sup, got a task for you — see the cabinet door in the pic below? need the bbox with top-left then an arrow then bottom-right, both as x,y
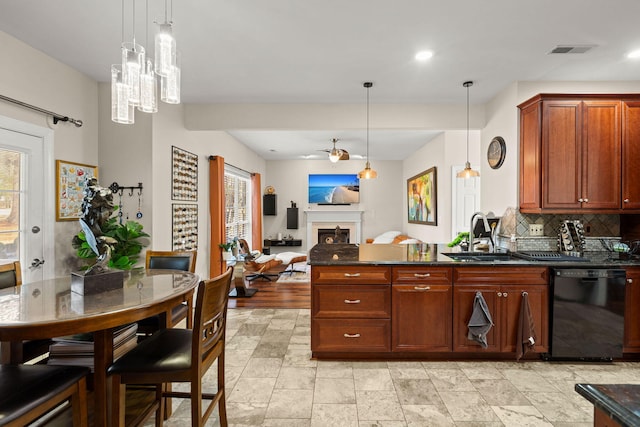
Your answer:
581,100 -> 621,209
624,268 -> 640,352
542,100 -> 582,209
519,100 -> 542,211
499,284 -> 548,353
622,102 -> 640,210
452,285 -> 501,352
392,284 -> 452,352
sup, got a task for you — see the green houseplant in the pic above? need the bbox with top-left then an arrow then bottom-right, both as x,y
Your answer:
72,217 -> 150,270
218,240 -> 237,260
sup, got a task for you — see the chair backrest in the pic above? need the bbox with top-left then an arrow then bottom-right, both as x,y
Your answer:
145,250 -> 197,273
192,266 -> 233,372
0,261 -> 21,290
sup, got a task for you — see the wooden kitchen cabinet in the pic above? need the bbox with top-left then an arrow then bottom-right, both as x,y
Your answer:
311,265 -> 392,355
624,267 -> 640,352
622,102 -> 640,210
452,267 -> 549,353
391,266 -> 452,352
519,94 -> 631,213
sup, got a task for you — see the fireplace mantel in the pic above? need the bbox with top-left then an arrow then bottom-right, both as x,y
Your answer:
305,210 -> 363,246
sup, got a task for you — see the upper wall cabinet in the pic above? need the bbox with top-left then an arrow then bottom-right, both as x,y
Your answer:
519,94 -> 639,214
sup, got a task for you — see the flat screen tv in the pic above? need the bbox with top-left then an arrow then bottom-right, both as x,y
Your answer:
308,174 -> 360,204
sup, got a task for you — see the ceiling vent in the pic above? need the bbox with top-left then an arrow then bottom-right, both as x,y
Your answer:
549,45 -> 596,54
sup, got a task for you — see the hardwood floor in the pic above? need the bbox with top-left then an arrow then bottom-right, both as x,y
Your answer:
227,274 -> 310,309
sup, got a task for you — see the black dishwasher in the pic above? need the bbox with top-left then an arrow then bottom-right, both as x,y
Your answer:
549,268 -> 626,361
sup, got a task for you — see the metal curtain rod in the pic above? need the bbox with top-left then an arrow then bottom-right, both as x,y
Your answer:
0,94 -> 83,127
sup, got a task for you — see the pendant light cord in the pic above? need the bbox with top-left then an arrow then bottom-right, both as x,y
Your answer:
466,82 -> 469,163
366,84 -> 370,161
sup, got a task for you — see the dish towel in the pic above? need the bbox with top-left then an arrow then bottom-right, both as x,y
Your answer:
467,291 -> 494,348
516,291 -> 536,360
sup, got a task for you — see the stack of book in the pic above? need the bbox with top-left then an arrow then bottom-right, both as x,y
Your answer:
47,323 -> 138,372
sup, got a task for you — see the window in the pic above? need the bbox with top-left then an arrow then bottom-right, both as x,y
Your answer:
224,166 -> 252,247
0,149 -> 20,261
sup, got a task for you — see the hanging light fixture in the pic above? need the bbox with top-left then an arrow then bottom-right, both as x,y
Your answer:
457,81 -> 480,178
329,138 -> 343,163
358,82 -> 377,180
111,0 -> 180,124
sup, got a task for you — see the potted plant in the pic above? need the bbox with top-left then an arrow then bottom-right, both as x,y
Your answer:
72,217 -> 150,271
218,240 -> 236,260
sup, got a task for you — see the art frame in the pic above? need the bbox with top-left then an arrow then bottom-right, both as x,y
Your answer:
172,203 -> 198,251
172,146 -> 198,201
407,166 -> 437,225
55,160 -> 98,221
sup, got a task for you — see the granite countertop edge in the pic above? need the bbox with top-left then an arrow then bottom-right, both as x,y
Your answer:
575,383 -> 640,427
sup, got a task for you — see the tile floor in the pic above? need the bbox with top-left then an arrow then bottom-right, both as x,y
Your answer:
163,308 -> 640,426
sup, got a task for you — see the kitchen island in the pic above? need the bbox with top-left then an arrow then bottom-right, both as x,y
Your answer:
309,243 -> 640,361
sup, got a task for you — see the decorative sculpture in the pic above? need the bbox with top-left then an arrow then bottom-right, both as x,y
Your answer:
78,178 -> 118,276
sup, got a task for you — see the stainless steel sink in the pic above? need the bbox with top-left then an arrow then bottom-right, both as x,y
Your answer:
442,252 -> 515,262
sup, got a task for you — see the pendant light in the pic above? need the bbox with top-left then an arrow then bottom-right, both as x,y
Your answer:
329,138 -> 343,163
456,81 -> 480,178
358,82 -> 377,180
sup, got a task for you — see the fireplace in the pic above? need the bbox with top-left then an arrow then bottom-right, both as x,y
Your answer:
318,227 -> 350,244
305,210 -> 363,246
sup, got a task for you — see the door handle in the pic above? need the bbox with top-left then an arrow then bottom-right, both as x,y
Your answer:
31,258 -> 45,268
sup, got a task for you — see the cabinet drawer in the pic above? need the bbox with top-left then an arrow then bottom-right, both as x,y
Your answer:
392,266 -> 452,284
311,265 -> 391,285
454,266 -> 548,285
312,318 -> 391,352
313,285 -> 391,318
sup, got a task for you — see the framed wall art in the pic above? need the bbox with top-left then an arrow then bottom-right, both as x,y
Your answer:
55,160 -> 98,221
172,203 -> 198,251
407,166 -> 437,225
172,146 -> 198,201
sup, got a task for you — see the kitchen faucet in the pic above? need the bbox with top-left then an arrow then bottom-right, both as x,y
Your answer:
469,212 -> 492,252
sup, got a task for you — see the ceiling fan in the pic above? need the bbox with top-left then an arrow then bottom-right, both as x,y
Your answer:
319,138 -> 350,162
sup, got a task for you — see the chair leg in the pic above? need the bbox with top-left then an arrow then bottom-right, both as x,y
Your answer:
218,351 -> 228,426
191,380 -> 203,427
71,376 -> 88,427
186,299 -> 193,329
111,377 -> 126,427
156,384 -> 164,427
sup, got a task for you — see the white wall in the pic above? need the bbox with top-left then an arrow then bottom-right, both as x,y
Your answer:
0,30 -> 99,277
403,130 -> 480,243
264,159 -> 403,250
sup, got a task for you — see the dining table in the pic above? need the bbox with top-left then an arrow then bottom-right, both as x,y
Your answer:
0,268 -> 199,426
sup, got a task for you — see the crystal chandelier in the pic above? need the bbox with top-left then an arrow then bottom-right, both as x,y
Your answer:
112,0 -> 180,124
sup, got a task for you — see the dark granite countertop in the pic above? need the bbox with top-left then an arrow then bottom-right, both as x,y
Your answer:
309,243 -> 640,268
575,383 -> 640,427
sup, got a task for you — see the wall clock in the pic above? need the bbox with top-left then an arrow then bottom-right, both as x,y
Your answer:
487,136 -> 506,169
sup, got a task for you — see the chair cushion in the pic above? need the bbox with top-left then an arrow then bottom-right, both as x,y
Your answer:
0,364 -> 90,423
275,251 -> 307,265
372,231 -> 402,244
108,328 -> 192,375
0,270 -> 17,290
148,256 -> 192,271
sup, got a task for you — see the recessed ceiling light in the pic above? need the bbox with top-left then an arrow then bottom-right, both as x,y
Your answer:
415,50 -> 433,61
627,50 -> 640,59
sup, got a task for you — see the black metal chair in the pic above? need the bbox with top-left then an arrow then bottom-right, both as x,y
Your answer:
137,250 -> 197,335
108,267 -> 233,426
0,364 -> 90,426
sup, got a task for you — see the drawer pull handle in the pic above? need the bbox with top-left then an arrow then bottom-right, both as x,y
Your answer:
344,299 -> 361,304
344,333 -> 361,338
414,286 -> 431,291
344,273 -> 361,277
413,273 -> 431,278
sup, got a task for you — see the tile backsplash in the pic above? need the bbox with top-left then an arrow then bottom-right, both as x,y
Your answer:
497,207 -> 621,252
